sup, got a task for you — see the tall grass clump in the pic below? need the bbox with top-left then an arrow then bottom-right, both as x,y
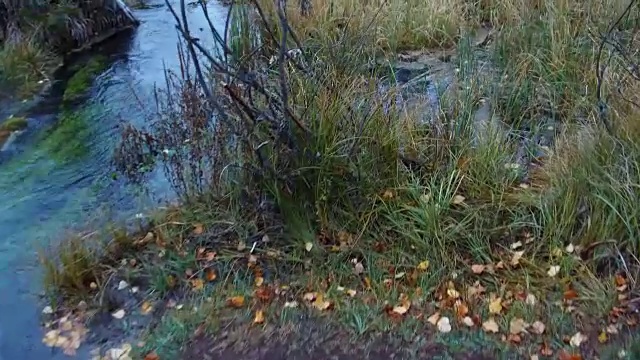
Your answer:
111,0 -> 528,277
490,0 -> 637,127
0,39 -> 57,95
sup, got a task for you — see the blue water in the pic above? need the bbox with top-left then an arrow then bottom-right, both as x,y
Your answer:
0,2 -> 228,358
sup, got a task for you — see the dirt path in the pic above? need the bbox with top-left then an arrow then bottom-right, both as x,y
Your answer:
181,319 -> 498,360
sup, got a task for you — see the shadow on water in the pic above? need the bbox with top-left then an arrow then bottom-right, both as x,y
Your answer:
0,1 -> 229,358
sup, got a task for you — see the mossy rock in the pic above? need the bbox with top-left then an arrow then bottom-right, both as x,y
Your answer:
63,55 -> 109,103
0,116 -> 28,132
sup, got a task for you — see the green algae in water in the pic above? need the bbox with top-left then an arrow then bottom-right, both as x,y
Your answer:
0,116 -> 28,132
63,55 -> 109,102
39,107 -> 96,163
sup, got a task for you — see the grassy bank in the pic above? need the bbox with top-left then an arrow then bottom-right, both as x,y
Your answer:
0,0 -> 138,98
40,0 -> 640,358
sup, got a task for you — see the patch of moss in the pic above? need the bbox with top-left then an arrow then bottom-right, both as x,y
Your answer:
39,108 -> 93,162
0,116 -> 28,132
62,55 -> 109,103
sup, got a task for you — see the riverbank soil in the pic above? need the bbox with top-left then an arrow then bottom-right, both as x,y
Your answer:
40,0 -> 640,359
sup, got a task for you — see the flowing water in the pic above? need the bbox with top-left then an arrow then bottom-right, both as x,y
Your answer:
0,2 -> 228,358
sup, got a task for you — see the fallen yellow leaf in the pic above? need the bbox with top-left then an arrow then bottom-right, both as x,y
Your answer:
312,294 -> 331,311
193,223 -> 204,235
417,260 -> 430,271
254,310 -> 265,324
489,297 -> 503,314
141,301 -> 153,315
447,288 -> 461,299
305,242 -> 313,252
598,331 -> 608,343
255,276 -> 264,287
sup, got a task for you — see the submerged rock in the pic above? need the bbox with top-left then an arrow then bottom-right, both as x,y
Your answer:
0,115 -> 28,149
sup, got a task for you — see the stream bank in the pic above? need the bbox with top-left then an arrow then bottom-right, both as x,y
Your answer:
0,1 -> 229,359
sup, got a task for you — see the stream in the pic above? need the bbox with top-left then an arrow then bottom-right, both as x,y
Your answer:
0,2 -> 228,359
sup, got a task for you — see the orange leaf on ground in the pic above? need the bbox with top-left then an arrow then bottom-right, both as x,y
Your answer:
563,289 -> 578,300
255,286 -> 273,302
455,301 -> 469,318
144,351 -> 160,360
558,350 -> 582,360
205,269 -> 217,282
227,296 -> 245,308
540,341 -> 553,356
615,274 -> 627,287
507,334 -> 522,344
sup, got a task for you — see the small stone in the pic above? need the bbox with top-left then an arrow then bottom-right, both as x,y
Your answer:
42,306 -> 54,314
117,280 -> 129,290
112,309 -> 126,319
